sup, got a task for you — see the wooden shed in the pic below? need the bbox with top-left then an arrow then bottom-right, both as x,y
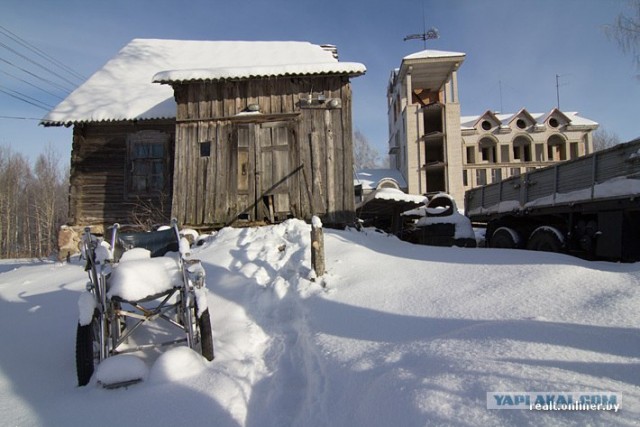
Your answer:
42,39 -> 366,231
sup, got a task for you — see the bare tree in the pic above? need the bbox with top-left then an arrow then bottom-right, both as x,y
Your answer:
353,130 -> 381,170
605,0 -> 640,76
0,147 -> 32,258
592,127 -> 622,151
130,191 -> 172,230
30,145 -> 67,258
0,144 -> 68,259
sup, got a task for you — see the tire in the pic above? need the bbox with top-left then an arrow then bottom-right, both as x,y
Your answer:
198,308 -> 215,361
526,227 -> 564,253
489,227 -> 522,249
76,313 -> 100,386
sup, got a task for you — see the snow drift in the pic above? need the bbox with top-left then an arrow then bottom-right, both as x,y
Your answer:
1,219 -> 639,426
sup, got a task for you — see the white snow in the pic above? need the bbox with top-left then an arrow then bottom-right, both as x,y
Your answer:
42,39 -> 366,125
94,240 -> 113,264
1,220 -> 640,425
119,247 -> 151,262
95,355 -> 149,386
403,49 -> 466,60
179,237 -> 191,257
77,291 -> 96,326
149,347 -> 207,384
365,187 -> 427,204
180,228 -> 199,242
107,255 -> 182,301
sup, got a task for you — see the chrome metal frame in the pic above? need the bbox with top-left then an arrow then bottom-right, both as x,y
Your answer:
81,219 -> 205,364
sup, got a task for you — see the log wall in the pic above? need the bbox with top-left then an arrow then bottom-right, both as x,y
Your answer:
69,120 -> 175,230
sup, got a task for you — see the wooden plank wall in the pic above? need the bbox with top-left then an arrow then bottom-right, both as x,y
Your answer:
172,75 -> 356,227
70,121 -> 175,229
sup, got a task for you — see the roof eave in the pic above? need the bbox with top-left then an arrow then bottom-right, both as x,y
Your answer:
153,70 -> 366,85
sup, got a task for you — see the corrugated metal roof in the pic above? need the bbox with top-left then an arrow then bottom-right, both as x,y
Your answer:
153,62 -> 365,84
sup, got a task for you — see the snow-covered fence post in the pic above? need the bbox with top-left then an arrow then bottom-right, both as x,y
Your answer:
311,216 -> 325,278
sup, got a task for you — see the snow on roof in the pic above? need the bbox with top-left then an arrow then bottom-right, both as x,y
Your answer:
460,109 -> 598,130
354,168 -> 408,190
42,39 -> 366,126
403,49 -> 466,60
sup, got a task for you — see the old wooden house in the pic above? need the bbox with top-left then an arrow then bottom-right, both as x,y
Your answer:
42,39 -> 366,232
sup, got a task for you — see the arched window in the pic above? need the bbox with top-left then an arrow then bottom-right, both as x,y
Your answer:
512,135 -> 532,162
547,134 -> 567,161
479,137 -> 497,163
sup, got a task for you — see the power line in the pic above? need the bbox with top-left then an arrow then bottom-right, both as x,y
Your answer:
0,67 -> 64,100
0,85 -> 54,110
0,56 -> 72,95
0,115 -> 43,121
0,24 -> 86,82
0,41 -> 77,92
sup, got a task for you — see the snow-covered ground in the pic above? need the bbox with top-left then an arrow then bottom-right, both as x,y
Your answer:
1,219 -> 639,426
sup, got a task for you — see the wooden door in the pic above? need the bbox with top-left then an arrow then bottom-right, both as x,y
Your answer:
235,121 -> 293,222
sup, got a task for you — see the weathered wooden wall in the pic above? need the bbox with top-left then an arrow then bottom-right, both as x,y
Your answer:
69,120 -> 175,230
171,75 -> 356,227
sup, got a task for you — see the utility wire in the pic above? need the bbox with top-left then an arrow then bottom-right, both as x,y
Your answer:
0,85 -> 54,110
0,25 -> 86,82
0,115 -> 43,121
0,56 -> 72,94
0,41 -> 77,91
0,24 -> 86,82
0,67 -> 64,99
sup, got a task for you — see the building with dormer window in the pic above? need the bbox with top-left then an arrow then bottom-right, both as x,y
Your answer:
460,108 -> 597,192
387,49 -> 598,205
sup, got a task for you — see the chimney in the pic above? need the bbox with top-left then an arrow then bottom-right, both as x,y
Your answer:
321,44 -> 339,60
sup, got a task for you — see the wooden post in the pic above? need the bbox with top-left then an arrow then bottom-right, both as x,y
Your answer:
310,215 -> 325,278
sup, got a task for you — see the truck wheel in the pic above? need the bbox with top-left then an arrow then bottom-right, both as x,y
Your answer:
490,227 -> 522,249
526,227 -> 564,253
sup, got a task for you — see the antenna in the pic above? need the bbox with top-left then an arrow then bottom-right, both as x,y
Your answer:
555,74 -> 570,110
556,74 -> 560,110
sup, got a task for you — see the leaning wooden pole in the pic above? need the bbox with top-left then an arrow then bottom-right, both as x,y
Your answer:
311,215 -> 325,278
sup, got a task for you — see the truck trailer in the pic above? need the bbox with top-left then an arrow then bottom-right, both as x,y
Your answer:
464,137 -> 640,261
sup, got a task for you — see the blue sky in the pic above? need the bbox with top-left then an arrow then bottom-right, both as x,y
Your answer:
1,0 -> 638,164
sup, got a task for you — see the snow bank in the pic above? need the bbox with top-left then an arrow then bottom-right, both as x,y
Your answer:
1,219 -> 640,426
149,347 -> 207,384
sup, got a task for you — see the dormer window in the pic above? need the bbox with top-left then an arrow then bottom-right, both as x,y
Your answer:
516,119 -> 527,129
549,117 -> 559,128
481,120 -> 492,131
